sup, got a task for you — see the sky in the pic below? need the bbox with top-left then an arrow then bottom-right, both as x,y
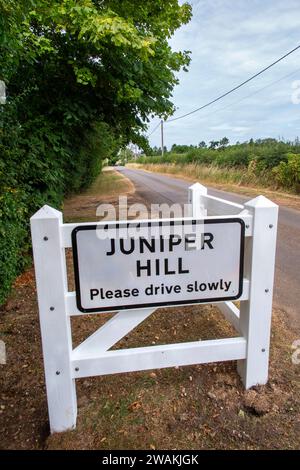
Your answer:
147,0 -> 300,149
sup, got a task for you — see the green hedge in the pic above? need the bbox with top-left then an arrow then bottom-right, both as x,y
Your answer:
133,141 -> 300,193
272,153 -> 300,191
0,104 -> 118,305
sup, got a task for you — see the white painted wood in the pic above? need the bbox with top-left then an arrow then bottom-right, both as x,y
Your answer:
31,185 -> 277,433
188,187 -> 246,333
188,182 -> 245,216
66,291 -> 81,315
72,308 -> 156,358
188,183 -> 245,216
237,196 -> 278,388
61,213 -> 253,248
204,194 -> 244,216
71,337 -> 247,378
238,278 -> 249,300
218,301 -> 240,333
239,208 -> 253,236
188,182 -> 207,217
30,205 -> 77,433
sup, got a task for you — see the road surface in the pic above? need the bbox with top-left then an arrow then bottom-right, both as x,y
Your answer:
118,166 -> 300,331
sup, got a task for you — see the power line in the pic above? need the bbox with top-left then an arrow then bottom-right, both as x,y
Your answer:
167,44 -> 300,123
190,0 -> 202,17
147,67 -> 300,141
147,121 -> 161,137
147,44 -> 300,142
177,67 -> 300,124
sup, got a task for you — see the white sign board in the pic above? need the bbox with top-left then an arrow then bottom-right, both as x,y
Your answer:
72,218 -> 244,313
31,188 -> 278,433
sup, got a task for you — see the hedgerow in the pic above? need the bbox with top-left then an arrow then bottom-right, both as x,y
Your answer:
133,139 -> 300,193
0,103 -> 119,304
0,0 -> 192,304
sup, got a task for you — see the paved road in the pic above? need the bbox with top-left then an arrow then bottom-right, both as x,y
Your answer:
118,166 -> 300,330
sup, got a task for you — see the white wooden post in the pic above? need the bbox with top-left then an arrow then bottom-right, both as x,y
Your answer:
188,182 -> 207,217
237,196 -> 278,388
30,205 -> 77,432
29,192 -> 278,432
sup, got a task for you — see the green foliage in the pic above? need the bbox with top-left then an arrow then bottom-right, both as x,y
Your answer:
0,0 -> 192,304
272,153 -> 300,191
110,147 -> 135,166
171,143 -> 198,154
0,189 -> 30,305
0,104 -> 119,303
133,138 -> 300,193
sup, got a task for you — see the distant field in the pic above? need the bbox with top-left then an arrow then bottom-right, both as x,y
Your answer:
127,162 -> 300,211
130,142 -> 300,194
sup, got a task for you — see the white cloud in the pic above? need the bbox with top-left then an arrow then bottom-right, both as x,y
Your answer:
149,0 -> 300,148
209,124 -> 251,133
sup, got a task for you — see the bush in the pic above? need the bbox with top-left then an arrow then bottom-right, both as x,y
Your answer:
131,139 -> 300,194
0,0 -> 192,305
0,190 -> 31,304
272,153 -> 300,191
0,102 -> 118,304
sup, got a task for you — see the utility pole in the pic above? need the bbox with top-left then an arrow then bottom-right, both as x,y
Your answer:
0,80 -> 6,105
160,120 -> 164,157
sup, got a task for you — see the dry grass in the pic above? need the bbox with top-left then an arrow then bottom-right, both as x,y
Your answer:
1,269 -> 299,450
87,167 -> 133,197
128,163 -> 300,211
63,167 -> 135,223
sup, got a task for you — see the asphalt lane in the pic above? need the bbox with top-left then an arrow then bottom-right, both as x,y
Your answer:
118,166 -> 300,330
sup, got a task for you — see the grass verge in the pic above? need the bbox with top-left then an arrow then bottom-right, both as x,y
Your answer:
0,168 -> 299,450
63,167 -> 135,223
127,163 -> 300,211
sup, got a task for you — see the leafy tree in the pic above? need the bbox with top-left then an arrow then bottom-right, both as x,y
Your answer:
198,141 -> 207,148
150,146 -> 163,156
0,0 -> 192,304
209,140 -> 219,150
117,147 -> 135,165
3,0 -> 192,146
219,136 -> 229,150
171,143 -> 197,153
